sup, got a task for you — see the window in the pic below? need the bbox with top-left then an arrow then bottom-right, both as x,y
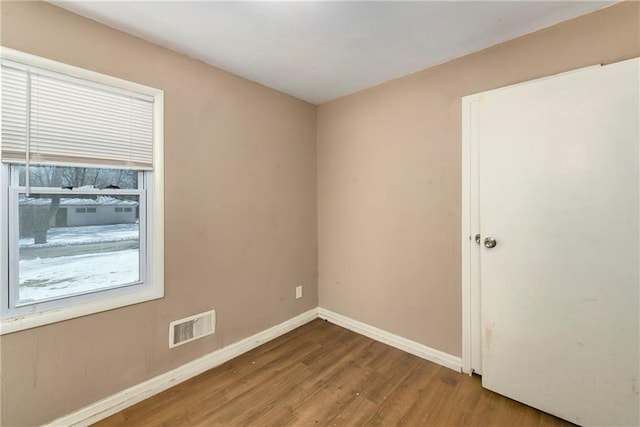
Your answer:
14,167 -> 142,304
0,48 -> 164,334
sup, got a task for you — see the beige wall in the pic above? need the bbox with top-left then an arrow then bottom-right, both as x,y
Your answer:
317,2 -> 639,357
0,2 -> 317,426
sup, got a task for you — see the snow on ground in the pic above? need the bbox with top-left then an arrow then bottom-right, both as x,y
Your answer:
20,223 -> 139,248
19,249 -> 139,303
18,223 -> 140,303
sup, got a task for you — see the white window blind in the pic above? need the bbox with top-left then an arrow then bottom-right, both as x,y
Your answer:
1,61 -> 154,170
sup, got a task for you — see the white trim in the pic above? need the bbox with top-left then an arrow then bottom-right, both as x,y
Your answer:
41,307 -> 466,426
461,95 -> 473,375
461,96 -> 482,375
317,307 -> 462,372
150,90 -> 164,313
1,287 -> 164,335
43,308 -> 319,427
0,167 -> 8,326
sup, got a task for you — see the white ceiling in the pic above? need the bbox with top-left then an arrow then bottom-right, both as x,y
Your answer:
49,1 -> 614,104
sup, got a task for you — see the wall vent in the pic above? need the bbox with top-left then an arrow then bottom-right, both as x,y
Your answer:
169,310 -> 216,348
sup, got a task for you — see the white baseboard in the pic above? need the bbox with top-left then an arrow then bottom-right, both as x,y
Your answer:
45,306 -> 462,426
44,308 -> 318,427
317,307 -> 462,372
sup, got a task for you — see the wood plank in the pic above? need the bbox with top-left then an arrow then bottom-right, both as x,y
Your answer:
94,319 -> 575,427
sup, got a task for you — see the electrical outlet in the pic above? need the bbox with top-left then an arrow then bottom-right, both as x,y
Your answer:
295,285 -> 303,299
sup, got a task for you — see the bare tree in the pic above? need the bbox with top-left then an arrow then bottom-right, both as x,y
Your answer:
30,167 -> 63,244
22,165 -> 138,243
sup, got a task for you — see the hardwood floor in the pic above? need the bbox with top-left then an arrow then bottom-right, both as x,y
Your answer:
94,319 -> 573,426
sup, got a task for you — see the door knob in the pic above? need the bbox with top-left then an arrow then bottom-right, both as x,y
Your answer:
484,237 -> 497,248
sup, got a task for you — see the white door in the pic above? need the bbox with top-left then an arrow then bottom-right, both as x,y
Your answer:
478,58 -> 639,426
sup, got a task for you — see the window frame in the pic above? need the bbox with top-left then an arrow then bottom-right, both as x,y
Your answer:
0,47 -> 164,334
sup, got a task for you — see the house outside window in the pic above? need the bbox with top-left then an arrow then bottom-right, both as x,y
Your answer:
0,48 -> 164,334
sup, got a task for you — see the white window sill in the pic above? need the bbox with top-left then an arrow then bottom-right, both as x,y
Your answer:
1,285 -> 164,335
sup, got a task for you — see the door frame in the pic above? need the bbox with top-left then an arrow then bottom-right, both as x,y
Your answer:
460,65 -> 601,375
461,93 -> 482,375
